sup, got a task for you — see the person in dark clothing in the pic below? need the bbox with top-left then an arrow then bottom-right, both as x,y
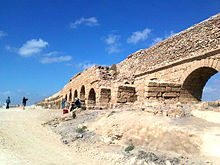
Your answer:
70,97 -> 81,112
22,97 -> 28,110
6,96 -> 11,109
70,98 -> 81,119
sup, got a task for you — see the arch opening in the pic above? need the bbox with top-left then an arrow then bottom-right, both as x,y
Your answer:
80,85 -> 85,100
74,90 -> 78,99
80,85 -> 85,106
180,67 -> 218,101
69,90 -> 72,102
202,72 -> 220,101
88,88 -> 96,105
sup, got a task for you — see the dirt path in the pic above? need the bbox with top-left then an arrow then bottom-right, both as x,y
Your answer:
0,108 -> 105,165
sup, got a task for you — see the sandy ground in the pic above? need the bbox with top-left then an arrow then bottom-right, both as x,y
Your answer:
0,107 -> 108,165
42,103 -> 220,165
1,102 -> 220,165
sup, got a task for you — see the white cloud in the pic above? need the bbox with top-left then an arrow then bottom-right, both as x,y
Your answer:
66,63 -> 73,66
78,62 -> 109,70
151,37 -> 163,46
202,86 -> 220,101
106,45 -> 120,54
0,89 -> 49,105
70,17 -> 99,28
151,30 -> 176,46
5,45 -> 17,52
165,30 -> 176,39
0,91 -> 12,96
17,89 -> 23,93
127,28 -> 151,44
18,38 -> 48,57
213,78 -> 220,83
105,34 -> 120,45
78,62 -> 96,70
104,34 -> 120,54
0,30 -> 7,38
203,86 -> 216,93
44,51 -> 60,57
40,56 -> 72,64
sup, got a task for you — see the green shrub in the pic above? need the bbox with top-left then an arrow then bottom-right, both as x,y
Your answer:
76,126 -> 87,134
107,110 -> 116,117
125,144 -> 135,152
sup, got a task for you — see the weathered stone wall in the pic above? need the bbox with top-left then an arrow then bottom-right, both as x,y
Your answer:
39,13 -> 220,109
117,86 -> 137,103
42,65 -> 119,109
134,50 -> 220,103
117,13 -> 220,81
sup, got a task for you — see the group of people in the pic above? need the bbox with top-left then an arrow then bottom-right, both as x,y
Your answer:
62,97 -> 81,110
62,97 -> 81,118
5,96 -> 28,110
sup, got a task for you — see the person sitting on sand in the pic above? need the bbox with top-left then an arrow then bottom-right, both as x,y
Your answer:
70,97 -> 81,112
6,96 -> 11,109
22,97 -> 28,110
69,98 -> 81,119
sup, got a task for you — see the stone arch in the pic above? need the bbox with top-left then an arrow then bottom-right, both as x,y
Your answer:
69,89 -> 72,102
180,66 -> 219,101
180,59 -> 220,83
88,88 -> 96,105
80,85 -> 85,100
80,85 -> 86,106
74,90 -> 78,99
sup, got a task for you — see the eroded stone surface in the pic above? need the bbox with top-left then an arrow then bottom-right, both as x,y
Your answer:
38,13 -> 220,108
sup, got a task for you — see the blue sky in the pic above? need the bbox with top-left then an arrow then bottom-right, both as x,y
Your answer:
0,0 -> 219,105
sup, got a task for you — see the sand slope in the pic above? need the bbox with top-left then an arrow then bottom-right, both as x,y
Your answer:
0,108 -> 105,165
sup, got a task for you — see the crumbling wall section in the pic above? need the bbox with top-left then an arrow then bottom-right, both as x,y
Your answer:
145,81 -> 181,101
44,65 -> 117,109
117,85 -> 137,103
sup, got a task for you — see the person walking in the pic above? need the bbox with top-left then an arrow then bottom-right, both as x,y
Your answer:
62,99 -> 66,109
6,96 -> 11,109
22,97 -> 28,110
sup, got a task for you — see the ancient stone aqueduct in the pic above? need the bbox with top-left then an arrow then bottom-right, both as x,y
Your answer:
39,13 -> 220,109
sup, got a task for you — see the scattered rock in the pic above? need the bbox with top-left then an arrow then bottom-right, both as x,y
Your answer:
76,134 -> 83,139
63,139 -> 68,144
165,160 -> 171,165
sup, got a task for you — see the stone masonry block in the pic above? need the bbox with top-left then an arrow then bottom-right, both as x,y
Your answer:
170,87 -> 181,92
166,87 -> 172,92
208,58 -> 215,67
162,92 -> 179,98
204,59 -> 209,66
145,86 -> 166,92
212,59 -> 218,68
159,82 -> 169,87
146,81 -> 159,87
145,92 -> 162,97
216,62 -> 220,72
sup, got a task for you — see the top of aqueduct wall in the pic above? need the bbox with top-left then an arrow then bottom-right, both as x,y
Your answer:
116,13 -> 220,80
